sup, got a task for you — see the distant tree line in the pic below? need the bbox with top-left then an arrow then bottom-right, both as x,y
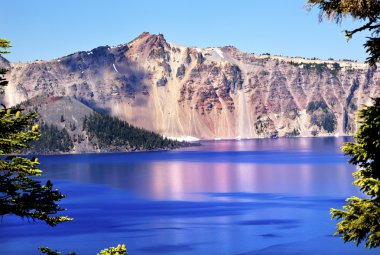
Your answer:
30,123 -> 73,153
83,112 -> 186,150
287,61 -> 341,76
28,112 -> 192,154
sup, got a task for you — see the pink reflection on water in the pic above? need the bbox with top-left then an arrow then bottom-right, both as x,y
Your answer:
130,161 -> 356,201
41,138 -> 357,201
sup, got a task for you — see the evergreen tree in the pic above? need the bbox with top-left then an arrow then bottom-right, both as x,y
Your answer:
307,0 -> 380,65
0,39 -> 11,92
97,244 -> 127,255
83,112 -> 186,151
0,39 -> 71,226
307,1 -> 380,249
331,98 -> 380,248
31,123 -> 74,153
38,244 -> 126,255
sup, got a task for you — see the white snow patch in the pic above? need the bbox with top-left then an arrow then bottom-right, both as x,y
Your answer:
166,136 -> 200,142
214,48 -> 224,59
113,63 -> 119,73
196,48 -> 202,53
235,136 -> 241,140
71,115 -> 78,124
214,137 -> 222,140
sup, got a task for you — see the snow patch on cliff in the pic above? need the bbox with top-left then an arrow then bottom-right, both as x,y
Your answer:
214,48 -> 224,59
113,63 -> 119,73
166,136 -> 200,142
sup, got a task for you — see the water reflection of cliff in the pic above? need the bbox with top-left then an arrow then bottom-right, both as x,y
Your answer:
42,138 -> 357,201
138,162 -> 355,200
5,137 -> 373,255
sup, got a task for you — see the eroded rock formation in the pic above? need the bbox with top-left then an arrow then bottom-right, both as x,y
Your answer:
2,32 -> 380,139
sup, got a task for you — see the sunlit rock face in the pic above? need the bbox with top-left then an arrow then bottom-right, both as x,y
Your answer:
2,32 -> 380,139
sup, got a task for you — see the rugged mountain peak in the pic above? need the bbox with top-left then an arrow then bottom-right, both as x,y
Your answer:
144,33 -> 170,50
134,31 -> 152,41
128,32 -> 169,48
3,33 -> 380,140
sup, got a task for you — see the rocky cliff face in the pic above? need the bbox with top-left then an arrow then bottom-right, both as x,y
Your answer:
2,32 -> 380,139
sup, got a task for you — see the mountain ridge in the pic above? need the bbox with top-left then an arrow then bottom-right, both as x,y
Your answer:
83,32 -> 364,70
8,32 -> 367,68
1,32 -> 379,140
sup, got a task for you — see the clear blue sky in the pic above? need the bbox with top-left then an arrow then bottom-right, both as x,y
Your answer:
2,0 -> 370,62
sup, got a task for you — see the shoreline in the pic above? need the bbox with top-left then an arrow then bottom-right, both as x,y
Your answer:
200,134 -> 353,142
20,135 -> 353,156
21,141 -> 201,156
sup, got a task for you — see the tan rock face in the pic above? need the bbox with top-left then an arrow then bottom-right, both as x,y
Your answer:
2,33 -> 380,139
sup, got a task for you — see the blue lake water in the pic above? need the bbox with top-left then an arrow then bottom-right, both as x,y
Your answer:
1,137 -> 378,255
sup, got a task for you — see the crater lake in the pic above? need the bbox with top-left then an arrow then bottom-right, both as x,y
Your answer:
1,137 -> 377,255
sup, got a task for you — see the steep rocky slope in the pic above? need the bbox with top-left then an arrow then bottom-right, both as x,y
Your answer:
18,96 -> 186,153
18,96 -> 97,152
2,32 -> 380,139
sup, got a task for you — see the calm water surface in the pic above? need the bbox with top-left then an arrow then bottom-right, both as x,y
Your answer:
1,137 -> 377,255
